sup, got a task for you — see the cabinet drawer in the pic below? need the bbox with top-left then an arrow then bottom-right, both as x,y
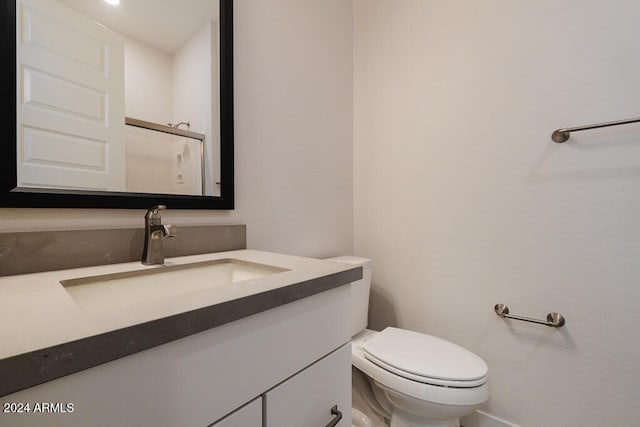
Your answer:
211,398 -> 261,427
265,343 -> 351,427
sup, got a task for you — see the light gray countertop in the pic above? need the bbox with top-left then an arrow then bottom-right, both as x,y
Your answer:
0,250 -> 361,397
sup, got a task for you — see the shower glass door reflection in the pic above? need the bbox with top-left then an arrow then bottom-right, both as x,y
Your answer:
125,124 -> 204,196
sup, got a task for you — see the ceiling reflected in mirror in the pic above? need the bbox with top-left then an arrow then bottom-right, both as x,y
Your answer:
59,0 -> 219,54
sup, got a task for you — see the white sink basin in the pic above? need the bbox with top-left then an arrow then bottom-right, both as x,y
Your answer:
61,259 -> 288,311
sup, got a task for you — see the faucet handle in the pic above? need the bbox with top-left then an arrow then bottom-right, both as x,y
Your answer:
145,205 -> 167,220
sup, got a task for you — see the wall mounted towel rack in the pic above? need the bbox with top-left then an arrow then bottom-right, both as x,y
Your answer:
494,303 -> 565,328
551,116 -> 640,143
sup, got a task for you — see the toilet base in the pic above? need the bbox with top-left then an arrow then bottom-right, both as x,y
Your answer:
353,366 -> 389,426
352,408 -> 375,427
379,380 -> 477,427
390,408 -> 459,427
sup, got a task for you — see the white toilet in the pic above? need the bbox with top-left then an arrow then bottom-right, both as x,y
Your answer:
326,256 -> 489,427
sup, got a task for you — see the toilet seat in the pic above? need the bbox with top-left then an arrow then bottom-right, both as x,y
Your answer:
362,327 -> 488,388
352,329 -> 489,408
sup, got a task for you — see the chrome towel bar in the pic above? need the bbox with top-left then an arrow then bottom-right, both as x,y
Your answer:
551,116 -> 640,143
494,303 -> 565,328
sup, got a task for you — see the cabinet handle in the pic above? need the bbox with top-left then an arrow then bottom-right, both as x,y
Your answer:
325,404 -> 343,427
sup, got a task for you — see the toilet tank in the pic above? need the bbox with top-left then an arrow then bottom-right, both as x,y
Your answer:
325,256 -> 373,337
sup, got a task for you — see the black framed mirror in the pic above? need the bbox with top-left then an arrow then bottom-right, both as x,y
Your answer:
0,0 -> 234,209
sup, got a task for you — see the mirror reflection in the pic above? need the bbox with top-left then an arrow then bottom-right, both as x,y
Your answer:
16,0 -> 220,196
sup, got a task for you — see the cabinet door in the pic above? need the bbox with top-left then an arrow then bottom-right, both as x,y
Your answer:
265,344 -> 351,427
211,398 -> 262,427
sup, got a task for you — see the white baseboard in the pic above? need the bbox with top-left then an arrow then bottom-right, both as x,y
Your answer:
461,410 -> 520,427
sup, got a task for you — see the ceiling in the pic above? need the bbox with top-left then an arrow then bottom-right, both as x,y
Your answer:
59,0 -> 219,54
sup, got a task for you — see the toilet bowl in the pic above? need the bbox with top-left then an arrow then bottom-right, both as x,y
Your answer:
326,256 -> 489,427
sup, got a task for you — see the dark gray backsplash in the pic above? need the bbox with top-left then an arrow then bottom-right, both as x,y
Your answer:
0,225 -> 246,276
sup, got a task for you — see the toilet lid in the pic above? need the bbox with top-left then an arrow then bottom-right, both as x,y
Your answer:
362,327 -> 488,387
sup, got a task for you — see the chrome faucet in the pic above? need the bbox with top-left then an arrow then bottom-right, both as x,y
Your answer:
141,205 -> 178,265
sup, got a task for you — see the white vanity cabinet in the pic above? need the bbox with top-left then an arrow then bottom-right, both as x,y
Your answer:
211,398 -> 262,427
211,344 -> 351,427
0,284 -> 352,427
265,343 -> 351,427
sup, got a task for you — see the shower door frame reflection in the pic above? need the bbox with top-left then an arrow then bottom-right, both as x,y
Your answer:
125,118 -> 206,196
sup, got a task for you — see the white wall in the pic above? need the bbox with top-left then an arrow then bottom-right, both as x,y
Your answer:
172,21 -> 212,136
173,21 -> 217,195
124,37 -> 173,123
232,0 -> 353,256
172,22 -> 212,132
353,1 -> 640,426
0,0 -> 354,259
